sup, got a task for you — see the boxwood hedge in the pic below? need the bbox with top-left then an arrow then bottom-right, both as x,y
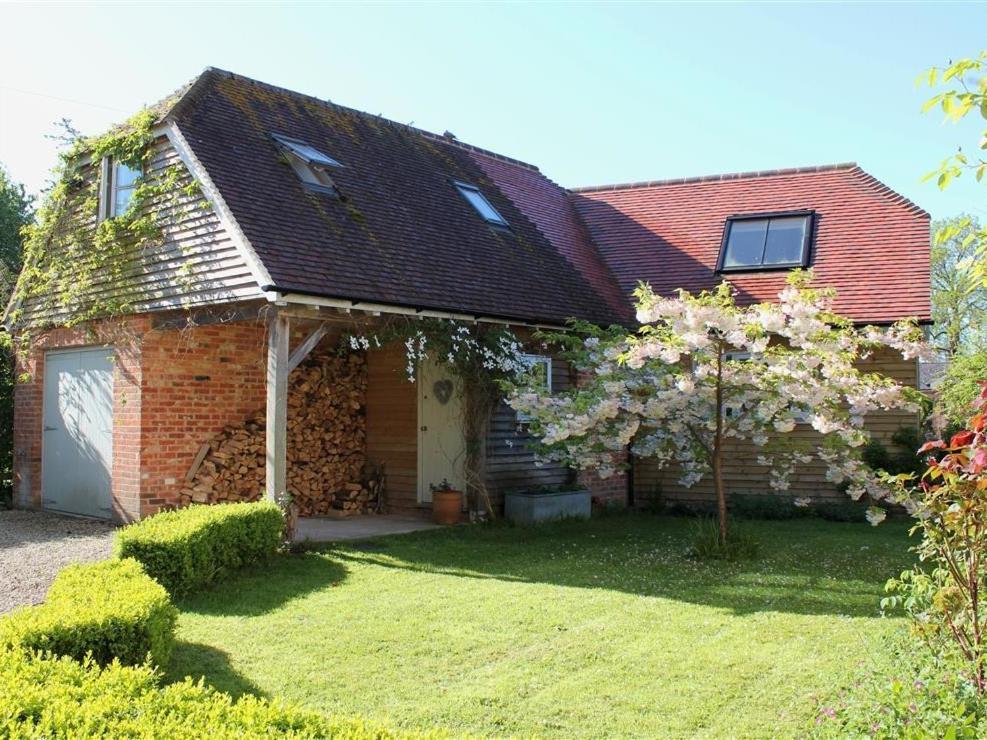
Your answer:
114,501 -> 283,594
0,648 -> 438,739
0,558 -> 175,667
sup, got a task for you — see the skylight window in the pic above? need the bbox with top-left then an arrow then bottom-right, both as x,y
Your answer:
271,133 -> 342,194
717,211 -> 813,272
454,181 -> 508,227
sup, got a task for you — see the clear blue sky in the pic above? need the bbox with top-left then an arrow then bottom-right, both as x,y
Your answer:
1,2 -> 985,221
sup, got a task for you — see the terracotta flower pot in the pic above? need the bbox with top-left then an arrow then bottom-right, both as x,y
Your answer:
432,489 -> 463,525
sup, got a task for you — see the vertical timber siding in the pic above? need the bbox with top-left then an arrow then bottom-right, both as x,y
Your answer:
365,343 -> 419,512
632,349 -> 920,507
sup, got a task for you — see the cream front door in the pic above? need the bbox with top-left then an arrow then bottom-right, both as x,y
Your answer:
417,360 -> 466,503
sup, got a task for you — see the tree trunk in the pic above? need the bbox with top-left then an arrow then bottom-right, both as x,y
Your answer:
712,448 -> 728,547
714,346 -> 728,547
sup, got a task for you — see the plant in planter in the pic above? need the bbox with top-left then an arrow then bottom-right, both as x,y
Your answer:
429,479 -> 463,525
504,483 -> 591,525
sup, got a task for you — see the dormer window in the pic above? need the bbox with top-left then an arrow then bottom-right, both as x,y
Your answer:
717,211 -> 813,272
99,158 -> 141,220
272,133 -> 342,194
454,181 -> 508,227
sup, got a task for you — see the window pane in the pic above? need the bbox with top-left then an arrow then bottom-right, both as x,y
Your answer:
457,184 -> 507,225
293,142 -> 339,167
115,163 -> 141,188
763,216 -> 807,265
274,135 -> 341,167
113,186 -> 135,216
723,219 -> 767,267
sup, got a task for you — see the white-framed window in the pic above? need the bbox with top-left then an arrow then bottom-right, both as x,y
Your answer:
272,133 -> 342,194
454,181 -> 509,227
517,354 -> 552,422
99,158 -> 141,220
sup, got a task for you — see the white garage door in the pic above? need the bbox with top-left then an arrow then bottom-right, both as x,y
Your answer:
42,347 -> 114,518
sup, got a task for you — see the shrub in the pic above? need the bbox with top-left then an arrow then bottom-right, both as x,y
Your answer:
114,501 -> 283,595
0,559 -> 176,667
730,493 -> 812,521
808,637 -> 986,738
0,648 -> 436,739
937,350 -> 987,426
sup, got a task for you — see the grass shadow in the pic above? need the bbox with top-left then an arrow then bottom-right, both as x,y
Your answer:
166,640 -> 265,699
175,515 -> 916,621
307,513 -> 916,618
178,550 -> 350,617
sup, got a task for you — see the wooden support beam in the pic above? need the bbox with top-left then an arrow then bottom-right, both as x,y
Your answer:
266,312 -> 289,501
287,323 -> 329,374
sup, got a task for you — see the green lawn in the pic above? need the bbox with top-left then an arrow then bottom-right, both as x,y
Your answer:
167,515 -> 912,738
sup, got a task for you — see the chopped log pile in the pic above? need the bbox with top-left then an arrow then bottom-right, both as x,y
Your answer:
180,352 -> 375,516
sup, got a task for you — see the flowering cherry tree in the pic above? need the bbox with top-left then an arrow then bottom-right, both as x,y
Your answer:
509,273 -> 931,546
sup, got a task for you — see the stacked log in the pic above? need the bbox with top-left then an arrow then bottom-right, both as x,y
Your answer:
180,352 -> 369,515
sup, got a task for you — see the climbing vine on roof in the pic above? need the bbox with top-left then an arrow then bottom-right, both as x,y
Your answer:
8,108 -> 204,330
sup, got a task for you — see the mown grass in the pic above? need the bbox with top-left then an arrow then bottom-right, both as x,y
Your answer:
167,514 -> 913,738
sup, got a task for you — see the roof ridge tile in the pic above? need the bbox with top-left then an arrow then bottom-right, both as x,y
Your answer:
570,162 -> 860,193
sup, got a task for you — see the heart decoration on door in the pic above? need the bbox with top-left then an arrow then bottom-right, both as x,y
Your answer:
433,379 -> 453,405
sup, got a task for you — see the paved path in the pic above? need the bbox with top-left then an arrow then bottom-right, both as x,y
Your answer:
0,510 -> 116,614
294,514 -> 440,543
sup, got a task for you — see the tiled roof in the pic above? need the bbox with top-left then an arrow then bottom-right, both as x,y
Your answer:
571,164 -> 931,323
467,149 -> 630,319
168,69 -> 626,326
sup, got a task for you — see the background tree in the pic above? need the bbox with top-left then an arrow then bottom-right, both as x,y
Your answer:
0,164 -> 34,505
509,274 -> 927,549
931,215 -> 987,356
921,52 -> 987,290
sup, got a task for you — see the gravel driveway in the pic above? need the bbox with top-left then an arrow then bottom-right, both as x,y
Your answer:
0,510 -> 116,614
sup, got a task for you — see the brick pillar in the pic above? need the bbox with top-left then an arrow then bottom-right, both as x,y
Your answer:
574,368 -> 629,507
578,459 -> 629,508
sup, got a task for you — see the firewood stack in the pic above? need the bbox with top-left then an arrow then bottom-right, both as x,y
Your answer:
179,352 -> 370,515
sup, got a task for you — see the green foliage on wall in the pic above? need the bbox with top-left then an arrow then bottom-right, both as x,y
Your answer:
9,109 -> 201,331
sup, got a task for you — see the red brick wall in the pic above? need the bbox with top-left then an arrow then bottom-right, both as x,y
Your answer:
574,369 -> 629,507
138,320 -> 267,516
13,318 -> 147,521
13,317 -> 270,521
579,464 -> 629,508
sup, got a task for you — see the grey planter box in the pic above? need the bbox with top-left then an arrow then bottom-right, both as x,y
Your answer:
504,489 -> 592,525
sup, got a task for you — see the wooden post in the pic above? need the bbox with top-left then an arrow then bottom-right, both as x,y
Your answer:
266,312 -> 289,501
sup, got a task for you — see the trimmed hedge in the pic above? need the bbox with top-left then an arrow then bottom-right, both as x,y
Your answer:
0,559 -> 176,667
0,648 -> 439,739
114,501 -> 283,595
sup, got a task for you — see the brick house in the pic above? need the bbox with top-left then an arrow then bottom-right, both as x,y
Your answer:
3,68 -> 930,521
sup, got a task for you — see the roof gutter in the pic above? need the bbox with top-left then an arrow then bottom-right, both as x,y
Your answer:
263,286 -> 569,331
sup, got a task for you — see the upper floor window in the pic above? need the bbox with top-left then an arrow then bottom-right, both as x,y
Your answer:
454,181 -> 508,227
272,133 -> 342,194
717,211 -> 813,272
100,158 -> 141,220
